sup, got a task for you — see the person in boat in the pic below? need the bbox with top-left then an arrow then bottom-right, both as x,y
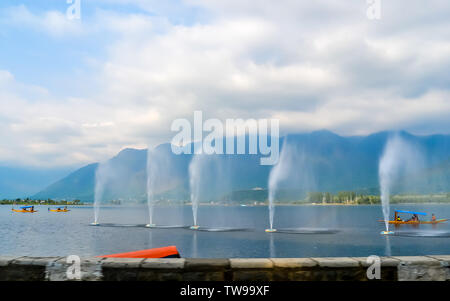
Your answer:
396,215 -> 402,222
408,214 -> 419,222
431,214 -> 436,222
405,214 -> 417,222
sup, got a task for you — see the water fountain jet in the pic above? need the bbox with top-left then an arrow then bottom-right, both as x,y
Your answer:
266,139 -> 293,232
92,162 -> 110,225
146,148 -> 159,227
189,153 -> 202,230
378,133 -> 423,235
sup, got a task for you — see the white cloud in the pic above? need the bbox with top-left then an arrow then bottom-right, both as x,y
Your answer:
2,5 -> 84,36
1,4 -> 168,38
0,1 -> 450,167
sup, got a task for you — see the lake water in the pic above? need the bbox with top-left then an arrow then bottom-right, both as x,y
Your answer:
1,204 -> 450,258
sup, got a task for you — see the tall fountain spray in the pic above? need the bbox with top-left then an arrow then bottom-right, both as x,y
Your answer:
188,149 -> 231,231
92,162 -> 109,225
379,134 -> 422,235
146,149 -> 157,228
189,154 -> 201,230
266,139 -> 291,232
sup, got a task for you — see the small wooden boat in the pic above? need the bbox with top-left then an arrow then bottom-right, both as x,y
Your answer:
49,207 -> 70,212
379,209 -> 447,225
380,219 -> 448,225
12,206 -> 38,213
99,246 -> 180,258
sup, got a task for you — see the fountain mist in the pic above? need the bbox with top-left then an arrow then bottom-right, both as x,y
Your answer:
267,139 -> 293,231
93,162 -> 110,224
189,154 -> 202,228
188,151 -> 231,229
146,149 -> 157,226
379,134 -> 423,232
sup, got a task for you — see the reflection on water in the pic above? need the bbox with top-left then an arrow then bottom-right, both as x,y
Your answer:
92,223 -> 189,229
192,227 -> 249,232
2,204 -> 450,258
94,223 -> 147,228
147,230 -> 153,250
147,225 -> 188,229
394,230 -> 450,238
269,234 -> 276,258
191,231 -> 198,258
275,228 -> 339,234
384,236 -> 391,256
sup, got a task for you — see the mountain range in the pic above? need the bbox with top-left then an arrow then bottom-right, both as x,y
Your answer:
0,166 -> 73,199
27,130 -> 450,203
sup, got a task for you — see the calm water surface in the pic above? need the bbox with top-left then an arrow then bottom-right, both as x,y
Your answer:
1,204 -> 450,258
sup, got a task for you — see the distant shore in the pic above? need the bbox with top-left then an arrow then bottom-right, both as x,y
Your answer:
2,201 -> 450,207
0,201 -> 85,206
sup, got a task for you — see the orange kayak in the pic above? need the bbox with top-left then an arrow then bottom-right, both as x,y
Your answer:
49,209 -> 70,212
99,246 -> 180,258
379,219 -> 448,225
12,209 -> 38,213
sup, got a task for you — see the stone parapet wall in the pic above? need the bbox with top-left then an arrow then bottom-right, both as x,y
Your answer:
0,255 -> 449,281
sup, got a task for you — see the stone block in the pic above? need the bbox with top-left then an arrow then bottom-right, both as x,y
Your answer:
427,255 -> 450,264
311,257 -> 360,268
393,256 -> 440,266
141,258 -> 185,269
351,256 -> 401,267
0,256 -> 20,267
46,256 -> 103,281
230,259 -> 273,269
185,258 -> 229,271
398,265 -> 448,281
271,258 -> 317,268
101,257 -> 144,268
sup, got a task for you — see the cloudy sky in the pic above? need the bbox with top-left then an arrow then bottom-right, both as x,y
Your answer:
0,0 -> 449,168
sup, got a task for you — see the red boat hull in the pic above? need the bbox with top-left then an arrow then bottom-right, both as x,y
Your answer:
99,246 -> 180,258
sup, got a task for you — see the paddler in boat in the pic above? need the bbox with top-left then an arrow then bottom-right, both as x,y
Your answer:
396,215 -> 402,222
431,214 -> 436,222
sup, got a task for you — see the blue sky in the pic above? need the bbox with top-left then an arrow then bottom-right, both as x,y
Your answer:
0,0 -> 206,96
0,0 -> 449,168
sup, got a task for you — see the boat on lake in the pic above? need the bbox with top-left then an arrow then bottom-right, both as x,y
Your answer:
379,210 -> 448,225
12,206 -> 38,213
48,207 -> 70,212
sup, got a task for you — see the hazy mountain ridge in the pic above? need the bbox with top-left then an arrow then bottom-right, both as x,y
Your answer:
0,166 -> 74,199
27,130 -> 450,202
